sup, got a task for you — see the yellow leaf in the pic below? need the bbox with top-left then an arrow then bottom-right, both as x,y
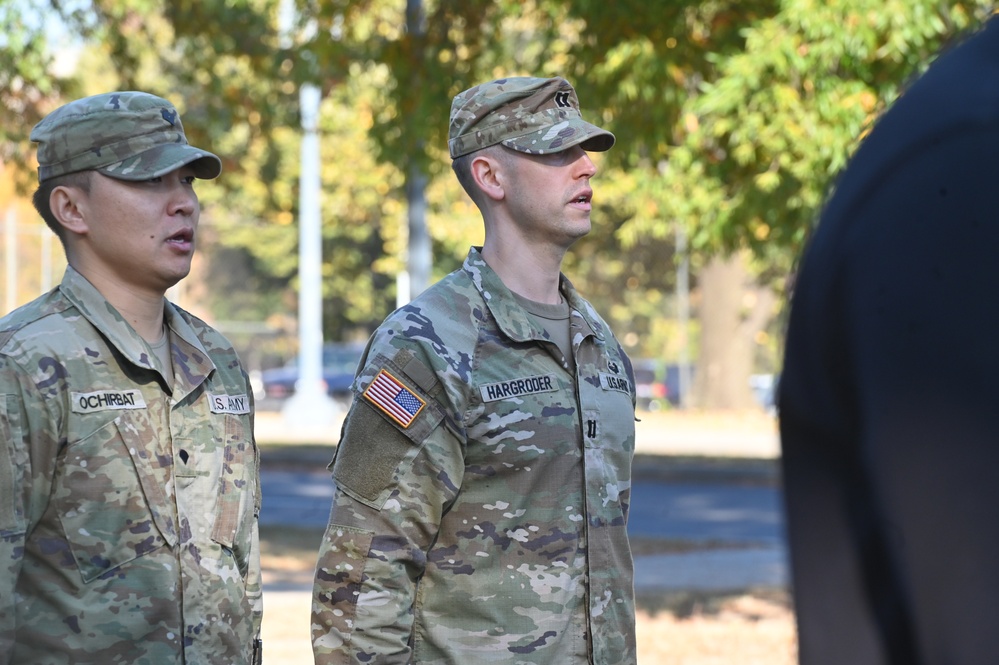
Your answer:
684,112 -> 699,134
754,171 -> 780,192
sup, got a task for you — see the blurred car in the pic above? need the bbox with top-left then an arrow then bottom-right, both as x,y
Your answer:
633,359 -> 669,411
261,343 -> 365,401
633,361 -> 776,412
633,359 -> 701,410
750,373 -> 778,413
663,363 -> 693,408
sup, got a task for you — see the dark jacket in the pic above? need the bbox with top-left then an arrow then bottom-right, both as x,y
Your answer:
780,16 -> 999,665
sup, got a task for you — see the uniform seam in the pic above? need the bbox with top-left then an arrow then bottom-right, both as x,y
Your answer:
0,301 -> 75,354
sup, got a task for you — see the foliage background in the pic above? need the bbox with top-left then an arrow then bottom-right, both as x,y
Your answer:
0,0 -> 993,405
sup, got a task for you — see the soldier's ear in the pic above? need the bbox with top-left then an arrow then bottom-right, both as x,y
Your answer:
50,184 -> 90,237
470,150 -> 507,202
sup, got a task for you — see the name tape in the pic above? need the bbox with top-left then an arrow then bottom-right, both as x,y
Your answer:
72,389 -> 147,413
209,394 -> 251,415
600,373 -> 631,394
479,374 -> 559,403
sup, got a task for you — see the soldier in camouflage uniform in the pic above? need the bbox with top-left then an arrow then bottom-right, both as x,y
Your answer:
0,92 -> 262,664
312,76 -> 637,664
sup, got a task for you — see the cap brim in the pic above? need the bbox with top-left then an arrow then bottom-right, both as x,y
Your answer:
98,143 -> 222,181
579,128 -> 616,153
501,118 -> 615,155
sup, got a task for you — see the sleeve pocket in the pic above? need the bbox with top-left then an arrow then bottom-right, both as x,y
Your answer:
0,394 -> 24,533
333,401 -> 426,509
312,524 -> 374,651
332,351 -> 444,510
211,414 -> 256,555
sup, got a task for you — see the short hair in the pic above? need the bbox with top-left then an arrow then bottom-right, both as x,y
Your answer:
451,152 -> 479,203
32,170 -> 93,245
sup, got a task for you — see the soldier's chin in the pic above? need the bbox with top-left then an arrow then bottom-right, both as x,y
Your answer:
163,266 -> 193,292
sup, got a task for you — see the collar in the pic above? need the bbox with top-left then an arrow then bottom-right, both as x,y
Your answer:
461,246 -> 605,344
59,266 -> 216,393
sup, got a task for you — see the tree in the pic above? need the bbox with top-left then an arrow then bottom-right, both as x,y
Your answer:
0,0 -> 84,192
7,0 -> 571,353
6,0 -> 989,400
563,0 -> 993,408
682,0 -> 991,407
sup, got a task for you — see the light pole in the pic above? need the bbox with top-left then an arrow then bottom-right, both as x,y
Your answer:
676,222 -> 691,409
281,82 -> 338,426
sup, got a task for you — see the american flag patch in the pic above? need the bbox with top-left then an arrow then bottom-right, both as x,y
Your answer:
362,369 -> 426,428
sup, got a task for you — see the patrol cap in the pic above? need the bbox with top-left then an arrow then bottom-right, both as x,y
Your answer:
448,76 -> 615,159
30,91 -> 222,183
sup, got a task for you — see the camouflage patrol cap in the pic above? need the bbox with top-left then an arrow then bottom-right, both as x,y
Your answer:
30,91 -> 222,183
448,76 -> 615,159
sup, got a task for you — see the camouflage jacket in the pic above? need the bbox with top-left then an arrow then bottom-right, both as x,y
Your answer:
313,247 -> 637,664
0,267 -> 262,665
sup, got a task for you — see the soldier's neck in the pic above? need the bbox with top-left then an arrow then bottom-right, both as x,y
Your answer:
480,239 -> 566,305
71,263 -> 168,343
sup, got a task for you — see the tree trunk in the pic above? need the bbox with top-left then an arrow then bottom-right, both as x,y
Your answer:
690,251 -> 773,410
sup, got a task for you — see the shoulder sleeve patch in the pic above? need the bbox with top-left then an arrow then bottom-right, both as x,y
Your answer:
333,352 -> 445,509
362,369 -> 426,428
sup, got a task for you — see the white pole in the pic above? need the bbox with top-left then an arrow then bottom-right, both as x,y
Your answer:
282,83 -> 338,426
405,0 -> 431,301
396,270 -> 410,310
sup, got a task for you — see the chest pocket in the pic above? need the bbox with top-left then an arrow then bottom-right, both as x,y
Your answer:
54,412 -> 176,583
210,413 -> 258,575
579,355 -> 637,525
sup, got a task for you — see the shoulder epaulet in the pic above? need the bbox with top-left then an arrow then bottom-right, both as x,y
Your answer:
169,303 -> 221,339
170,303 -> 201,326
0,328 -> 16,351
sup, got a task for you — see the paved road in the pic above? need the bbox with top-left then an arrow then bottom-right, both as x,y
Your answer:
260,466 -> 789,593
260,469 -> 334,529
253,408 -> 782,458
630,481 -> 784,546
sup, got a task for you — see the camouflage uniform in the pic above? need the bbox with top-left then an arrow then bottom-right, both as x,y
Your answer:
312,248 -> 637,664
0,267 -> 262,664
0,90 -> 259,664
